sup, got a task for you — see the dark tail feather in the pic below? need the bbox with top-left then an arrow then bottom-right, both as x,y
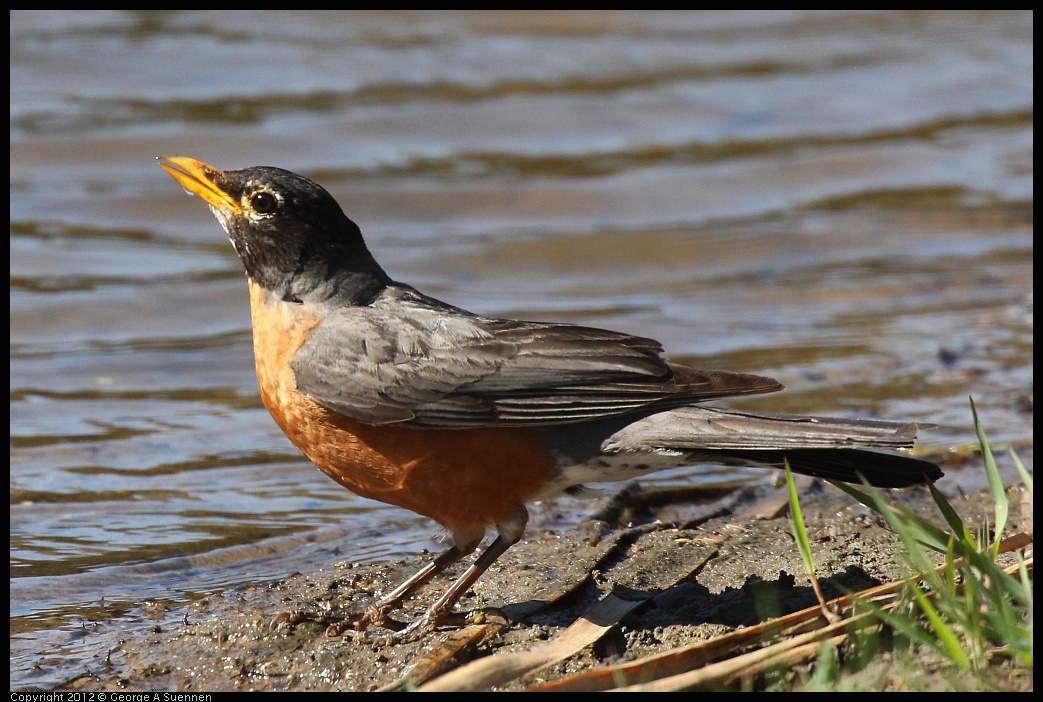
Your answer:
717,448 -> 942,488
598,405 -> 943,488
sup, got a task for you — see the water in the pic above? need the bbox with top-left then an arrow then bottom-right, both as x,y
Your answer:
9,10 -> 1032,689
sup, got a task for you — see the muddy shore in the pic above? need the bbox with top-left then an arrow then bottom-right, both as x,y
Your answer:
36,463 -> 1032,693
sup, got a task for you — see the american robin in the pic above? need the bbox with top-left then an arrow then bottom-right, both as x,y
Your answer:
158,156 -> 942,640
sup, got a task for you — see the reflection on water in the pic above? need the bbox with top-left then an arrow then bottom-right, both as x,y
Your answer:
9,10 -> 1032,689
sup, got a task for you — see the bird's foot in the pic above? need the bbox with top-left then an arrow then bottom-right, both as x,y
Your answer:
269,607 -> 325,632
388,606 -> 509,643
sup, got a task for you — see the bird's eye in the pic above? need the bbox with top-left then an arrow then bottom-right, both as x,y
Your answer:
250,191 -> 278,214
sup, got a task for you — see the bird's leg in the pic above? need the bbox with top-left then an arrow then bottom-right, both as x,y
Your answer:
322,541 -> 477,636
362,542 -> 475,629
324,507 -> 529,640
391,532 -> 520,642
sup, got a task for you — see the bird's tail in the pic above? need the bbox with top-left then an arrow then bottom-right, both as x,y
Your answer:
601,406 -> 943,488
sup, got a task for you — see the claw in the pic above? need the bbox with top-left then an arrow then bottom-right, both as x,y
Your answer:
389,612 -> 443,643
274,533 -> 522,642
269,609 -> 312,632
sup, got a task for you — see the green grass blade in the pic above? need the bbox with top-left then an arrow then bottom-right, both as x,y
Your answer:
1010,449 -> 1033,496
928,481 -> 976,550
909,581 -> 972,669
786,461 -> 816,575
970,398 -> 1008,558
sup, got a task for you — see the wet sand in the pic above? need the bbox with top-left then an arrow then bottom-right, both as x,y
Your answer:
38,467 -> 1032,692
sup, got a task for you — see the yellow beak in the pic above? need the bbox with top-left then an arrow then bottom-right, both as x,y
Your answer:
157,156 -> 243,216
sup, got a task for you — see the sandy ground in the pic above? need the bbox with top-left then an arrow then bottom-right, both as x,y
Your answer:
39,464 -> 1032,693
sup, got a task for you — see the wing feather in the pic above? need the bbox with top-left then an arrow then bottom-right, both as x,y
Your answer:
291,286 -> 781,427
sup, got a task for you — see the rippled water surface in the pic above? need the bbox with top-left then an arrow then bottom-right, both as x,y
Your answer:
9,10 -> 1032,689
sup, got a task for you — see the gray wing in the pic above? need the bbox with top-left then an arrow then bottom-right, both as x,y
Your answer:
291,286 -> 782,427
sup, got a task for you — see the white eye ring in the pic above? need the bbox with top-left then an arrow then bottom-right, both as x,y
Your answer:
246,189 -> 280,216
246,189 -> 275,211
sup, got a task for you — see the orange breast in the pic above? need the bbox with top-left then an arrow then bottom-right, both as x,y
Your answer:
246,279 -> 555,538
